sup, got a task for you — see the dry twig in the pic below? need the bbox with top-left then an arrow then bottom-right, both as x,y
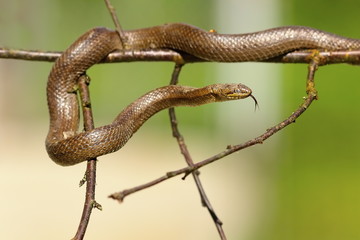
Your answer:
72,75 -> 100,240
2,48 -> 360,65
104,0 -> 126,48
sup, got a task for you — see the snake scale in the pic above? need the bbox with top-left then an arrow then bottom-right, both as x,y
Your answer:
46,23 -> 360,166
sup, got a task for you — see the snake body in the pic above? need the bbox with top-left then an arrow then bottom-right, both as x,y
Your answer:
46,23 -> 360,166
124,23 -> 360,61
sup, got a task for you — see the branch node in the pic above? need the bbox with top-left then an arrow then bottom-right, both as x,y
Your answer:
166,171 -> 177,178
182,167 -> 196,180
92,200 -> 103,211
79,173 -> 87,187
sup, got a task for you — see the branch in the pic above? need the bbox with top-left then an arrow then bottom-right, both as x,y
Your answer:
0,48 -> 195,63
2,47 -> 360,65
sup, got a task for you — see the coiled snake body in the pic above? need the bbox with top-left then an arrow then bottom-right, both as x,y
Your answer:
46,23 -> 360,166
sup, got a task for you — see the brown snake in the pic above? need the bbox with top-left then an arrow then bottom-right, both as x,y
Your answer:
46,23 -> 360,166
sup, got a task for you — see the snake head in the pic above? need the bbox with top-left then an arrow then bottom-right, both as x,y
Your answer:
211,83 -> 252,100
211,83 -> 258,109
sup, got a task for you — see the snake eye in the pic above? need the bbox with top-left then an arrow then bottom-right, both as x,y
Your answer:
225,85 -> 251,99
235,88 -> 244,94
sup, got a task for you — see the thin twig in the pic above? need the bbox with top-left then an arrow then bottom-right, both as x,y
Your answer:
109,59 -> 319,201
72,75 -> 101,240
168,64 -> 226,239
104,0 -> 126,48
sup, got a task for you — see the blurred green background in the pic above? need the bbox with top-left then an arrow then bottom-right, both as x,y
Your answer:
271,1 -> 360,240
1,0 -> 360,239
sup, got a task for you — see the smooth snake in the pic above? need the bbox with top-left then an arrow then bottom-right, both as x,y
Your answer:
46,23 -> 360,166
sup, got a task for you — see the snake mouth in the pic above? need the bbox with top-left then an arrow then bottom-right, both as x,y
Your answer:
250,94 -> 259,110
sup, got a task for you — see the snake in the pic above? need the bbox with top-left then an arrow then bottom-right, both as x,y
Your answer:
46,23 -> 360,166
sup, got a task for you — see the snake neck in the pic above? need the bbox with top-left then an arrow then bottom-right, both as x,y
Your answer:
46,85 -> 217,166
112,85 -> 215,128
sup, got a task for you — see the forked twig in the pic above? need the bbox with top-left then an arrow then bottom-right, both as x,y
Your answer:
109,58 -> 320,202
168,64 -> 226,239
